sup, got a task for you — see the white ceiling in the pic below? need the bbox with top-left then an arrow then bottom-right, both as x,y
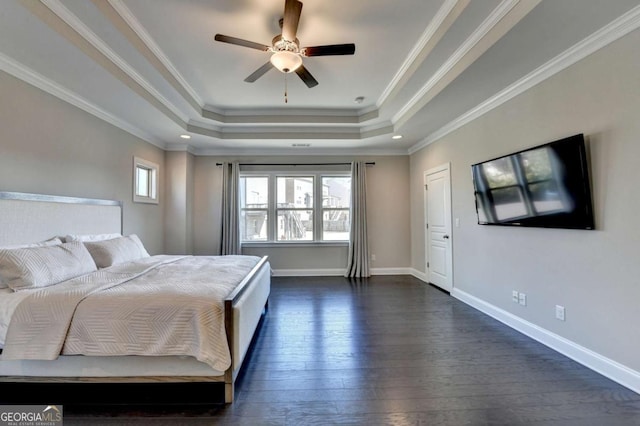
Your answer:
1,0 -> 639,155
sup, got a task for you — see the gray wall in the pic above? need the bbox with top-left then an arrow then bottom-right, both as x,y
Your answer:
192,155 -> 412,272
0,69 -> 412,272
164,151 -> 194,254
410,29 -> 640,371
0,70 -> 165,254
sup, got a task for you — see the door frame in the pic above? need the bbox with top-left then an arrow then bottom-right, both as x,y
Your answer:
424,162 -> 453,292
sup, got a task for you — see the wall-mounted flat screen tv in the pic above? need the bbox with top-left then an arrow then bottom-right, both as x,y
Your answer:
471,134 -> 594,230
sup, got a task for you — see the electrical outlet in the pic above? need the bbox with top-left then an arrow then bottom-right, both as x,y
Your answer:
512,290 -> 519,303
555,305 -> 566,321
518,293 -> 527,306
371,254 -> 376,262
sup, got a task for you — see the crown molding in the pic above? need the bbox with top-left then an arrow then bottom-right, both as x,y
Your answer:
164,143 -> 199,154
191,147 -> 410,157
186,124 -> 222,139
103,0 -> 204,111
0,51 -> 166,150
200,106 -> 379,124
377,0 -> 468,108
408,3 -> 640,155
186,120 -> 397,141
361,124 -> 395,139
218,130 -> 362,140
41,0 -> 189,125
393,0 -> 529,128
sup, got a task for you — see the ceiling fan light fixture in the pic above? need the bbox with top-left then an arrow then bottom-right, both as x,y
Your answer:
270,51 -> 302,73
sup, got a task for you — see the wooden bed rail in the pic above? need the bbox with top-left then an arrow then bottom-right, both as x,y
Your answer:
223,255 -> 270,403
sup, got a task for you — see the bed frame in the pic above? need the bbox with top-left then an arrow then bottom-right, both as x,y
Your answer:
0,191 -> 270,404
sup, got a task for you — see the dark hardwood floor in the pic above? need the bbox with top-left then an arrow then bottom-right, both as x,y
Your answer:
65,275 -> 640,425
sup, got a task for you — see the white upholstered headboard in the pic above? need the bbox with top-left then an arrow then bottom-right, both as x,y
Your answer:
0,192 -> 122,246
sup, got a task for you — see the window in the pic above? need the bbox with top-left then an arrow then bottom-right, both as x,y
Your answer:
276,176 -> 314,241
322,177 -> 351,241
133,157 -> 158,204
240,171 -> 351,243
240,176 -> 268,241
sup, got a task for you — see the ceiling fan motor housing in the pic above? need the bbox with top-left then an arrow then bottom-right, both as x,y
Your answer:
271,35 -> 299,53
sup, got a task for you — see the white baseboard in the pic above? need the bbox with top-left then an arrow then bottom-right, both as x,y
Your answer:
452,288 -> 640,394
410,268 -> 428,283
370,267 -> 413,275
271,268 -> 345,277
271,267 -> 414,277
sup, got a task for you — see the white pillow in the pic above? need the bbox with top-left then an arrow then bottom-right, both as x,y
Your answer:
64,233 -> 122,243
0,237 -> 63,289
83,234 -> 150,268
0,241 -> 97,291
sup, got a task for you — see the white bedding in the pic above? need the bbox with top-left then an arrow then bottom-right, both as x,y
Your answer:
0,288 -> 30,347
0,254 -> 262,372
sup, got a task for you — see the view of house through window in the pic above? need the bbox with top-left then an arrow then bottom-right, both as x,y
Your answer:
277,176 -> 314,241
240,176 -> 268,241
240,172 -> 351,243
322,177 -> 351,241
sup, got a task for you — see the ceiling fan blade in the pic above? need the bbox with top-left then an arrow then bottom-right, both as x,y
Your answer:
282,0 -> 303,42
214,34 -> 270,51
244,62 -> 275,83
302,44 -> 356,57
295,65 -> 318,88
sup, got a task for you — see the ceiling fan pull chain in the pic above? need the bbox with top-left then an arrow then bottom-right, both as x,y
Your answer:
284,73 -> 288,104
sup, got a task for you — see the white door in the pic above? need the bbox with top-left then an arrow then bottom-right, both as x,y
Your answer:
424,164 -> 453,292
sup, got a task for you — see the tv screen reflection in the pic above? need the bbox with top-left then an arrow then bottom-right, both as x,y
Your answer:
474,146 -> 575,224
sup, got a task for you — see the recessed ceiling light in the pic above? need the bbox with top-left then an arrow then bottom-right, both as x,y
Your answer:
392,135 -> 403,140
180,134 -> 191,139
354,96 -> 365,104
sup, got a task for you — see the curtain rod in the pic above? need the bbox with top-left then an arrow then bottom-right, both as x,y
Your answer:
216,162 -> 375,166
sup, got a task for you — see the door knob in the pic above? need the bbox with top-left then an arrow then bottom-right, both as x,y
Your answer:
443,235 -> 450,239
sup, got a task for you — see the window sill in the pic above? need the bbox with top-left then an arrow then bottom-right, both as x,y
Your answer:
133,196 -> 159,204
242,241 -> 349,249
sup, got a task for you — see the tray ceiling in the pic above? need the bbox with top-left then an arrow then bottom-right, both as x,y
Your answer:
1,0 -> 639,155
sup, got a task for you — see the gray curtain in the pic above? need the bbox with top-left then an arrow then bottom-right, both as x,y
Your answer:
345,161 -> 370,278
220,162 -> 241,255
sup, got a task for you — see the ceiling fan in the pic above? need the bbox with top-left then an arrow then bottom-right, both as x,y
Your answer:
214,0 -> 355,89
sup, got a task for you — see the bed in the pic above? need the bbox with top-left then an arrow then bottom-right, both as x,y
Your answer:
0,191 -> 270,404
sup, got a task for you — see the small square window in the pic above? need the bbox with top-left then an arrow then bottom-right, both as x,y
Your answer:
133,157 -> 158,204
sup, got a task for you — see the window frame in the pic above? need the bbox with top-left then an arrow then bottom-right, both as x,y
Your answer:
320,175 -> 352,242
275,175 -> 315,242
240,175 -> 270,242
240,170 -> 351,246
133,157 -> 159,204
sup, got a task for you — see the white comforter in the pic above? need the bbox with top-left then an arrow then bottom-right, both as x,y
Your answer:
1,255 -> 261,371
